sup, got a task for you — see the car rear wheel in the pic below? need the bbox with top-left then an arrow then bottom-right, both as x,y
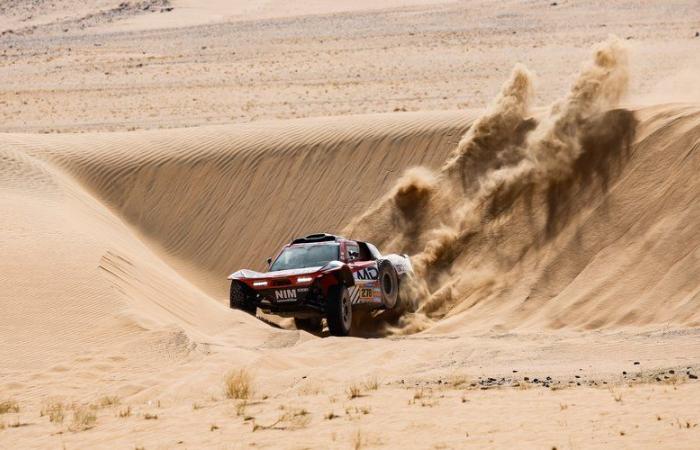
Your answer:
326,284 -> 352,336
230,281 -> 256,315
294,317 -> 323,333
378,260 -> 399,310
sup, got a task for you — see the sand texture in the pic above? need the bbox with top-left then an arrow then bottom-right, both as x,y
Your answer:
1,1 -> 700,449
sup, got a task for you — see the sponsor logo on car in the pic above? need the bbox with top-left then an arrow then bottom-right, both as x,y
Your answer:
354,267 -> 378,280
275,289 -> 297,302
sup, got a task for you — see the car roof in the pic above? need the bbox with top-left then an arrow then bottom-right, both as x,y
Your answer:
290,233 -> 347,245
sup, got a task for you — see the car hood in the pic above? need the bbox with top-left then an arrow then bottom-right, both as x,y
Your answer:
228,266 -> 323,280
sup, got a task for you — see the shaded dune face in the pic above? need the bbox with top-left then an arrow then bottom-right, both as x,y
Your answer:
12,112 -> 470,299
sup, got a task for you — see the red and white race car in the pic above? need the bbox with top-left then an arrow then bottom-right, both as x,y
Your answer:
227,233 -> 413,336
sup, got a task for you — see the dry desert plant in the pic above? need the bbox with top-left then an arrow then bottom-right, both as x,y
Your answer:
516,381 -> 531,390
7,419 -> 28,428
298,382 -> 323,396
675,419 -> 697,429
420,398 -> 439,407
224,369 -> 253,400
412,388 -> 426,400
97,396 -> 120,408
609,386 -> 623,403
324,411 -> 339,420
0,399 -> 19,414
353,429 -> 364,450
347,384 -> 362,400
41,401 -> 66,424
253,408 -> 310,431
69,406 -> 97,432
409,388 -> 438,407
449,375 -> 471,388
143,413 -> 158,420
344,406 -> 371,420
662,374 -> 686,386
362,377 -> 379,391
235,400 -> 248,417
118,406 -> 131,418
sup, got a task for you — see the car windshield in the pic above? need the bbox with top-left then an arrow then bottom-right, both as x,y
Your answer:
270,243 -> 340,271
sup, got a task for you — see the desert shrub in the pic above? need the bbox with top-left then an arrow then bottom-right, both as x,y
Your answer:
41,401 -> 66,424
118,406 -> 131,418
253,408 -> 310,431
224,369 -> 253,400
69,406 -> 97,431
0,400 -> 19,414
362,377 -> 379,391
347,384 -> 362,399
98,396 -> 120,408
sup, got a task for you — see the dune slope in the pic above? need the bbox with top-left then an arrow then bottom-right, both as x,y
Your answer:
1,101 -> 699,450
3,100 -> 699,342
11,111 -> 470,298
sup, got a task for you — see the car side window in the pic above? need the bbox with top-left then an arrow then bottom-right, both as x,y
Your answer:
365,243 -> 382,259
346,243 -> 360,262
357,242 -> 375,260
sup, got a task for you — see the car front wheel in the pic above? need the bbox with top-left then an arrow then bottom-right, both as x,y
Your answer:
326,284 -> 352,336
229,281 -> 257,315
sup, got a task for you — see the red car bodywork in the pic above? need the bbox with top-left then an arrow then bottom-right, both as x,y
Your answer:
227,234 -> 409,318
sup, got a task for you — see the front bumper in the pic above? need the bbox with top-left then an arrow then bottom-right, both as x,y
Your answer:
254,286 -> 326,317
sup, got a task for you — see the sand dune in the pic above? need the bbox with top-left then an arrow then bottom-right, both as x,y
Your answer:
7,39 -> 693,338
10,111 -> 470,299
2,96 -> 700,447
3,80 -> 698,344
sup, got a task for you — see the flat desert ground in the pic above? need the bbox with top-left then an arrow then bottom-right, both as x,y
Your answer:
1,1 -> 700,449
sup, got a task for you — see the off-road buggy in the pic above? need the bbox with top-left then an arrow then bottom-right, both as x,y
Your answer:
227,233 -> 413,336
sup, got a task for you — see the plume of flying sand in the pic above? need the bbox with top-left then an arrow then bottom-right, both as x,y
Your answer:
344,63 -> 535,255
350,37 -> 631,334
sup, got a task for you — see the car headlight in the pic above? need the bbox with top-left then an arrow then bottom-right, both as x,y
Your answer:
296,276 -> 313,283
252,281 -> 268,287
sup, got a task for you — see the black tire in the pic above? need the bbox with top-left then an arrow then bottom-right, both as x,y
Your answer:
378,260 -> 399,310
229,281 -> 256,315
326,284 -> 352,336
294,317 -> 323,333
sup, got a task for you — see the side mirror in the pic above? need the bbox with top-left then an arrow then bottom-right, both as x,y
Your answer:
348,251 -> 359,260
266,257 -> 272,266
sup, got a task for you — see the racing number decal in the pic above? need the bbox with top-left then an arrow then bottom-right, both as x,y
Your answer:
351,262 -> 380,304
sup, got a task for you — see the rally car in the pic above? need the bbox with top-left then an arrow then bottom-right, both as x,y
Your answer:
227,233 -> 413,336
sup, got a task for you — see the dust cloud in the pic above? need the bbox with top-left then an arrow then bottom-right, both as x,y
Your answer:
344,36 -> 633,333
